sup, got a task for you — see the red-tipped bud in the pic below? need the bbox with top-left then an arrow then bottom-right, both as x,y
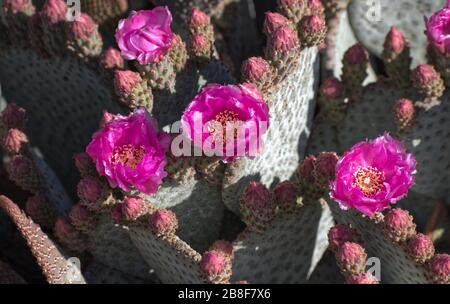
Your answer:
69,203 -> 95,232
346,274 -> 379,284
430,254 -> 450,284
343,44 -> 369,66
73,152 -> 95,176
243,181 -> 273,210
298,15 -> 327,47
320,77 -> 344,100
313,151 -> 338,187
407,233 -> 435,263
69,13 -> 95,40
393,98 -> 415,130
384,26 -> 406,55
200,250 -> 227,276
278,0 -> 306,22
121,196 -> 145,221
328,224 -> 355,252
149,209 -> 178,236
41,0 -> 68,24
4,0 -> 32,14
335,242 -> 368,276
411,64 -> 445,98
77,177 -> 103,203
268,26 -> 300,55
100,111 -> 116,128
188,8 -> 210,29
190,34 -> 210,57
298,155 -> 316,184
1,103 -> 26,130
25,194 -> 55,228
241,57 -> 271,84
383,209 -> 416,242
263,12 -> 291,36
3,128 -> 28,154
114,70 -> 141,96
274,180 -> 297,206
210,240 -> 233,257
100,47 -> 124,70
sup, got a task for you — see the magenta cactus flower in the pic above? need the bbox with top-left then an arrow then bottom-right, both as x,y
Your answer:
330,134 -> 416,217
425,2 -> 450,56
115,7 -> 174,65
86,108 -> 169,195
181,84 -> 270,162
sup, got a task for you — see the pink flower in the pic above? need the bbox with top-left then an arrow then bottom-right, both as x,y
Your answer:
330,134 -> 416,217
86,108 -> 169,195
425,3 -> 450,55
115,7 -> 173,65
181,84 -> 270,162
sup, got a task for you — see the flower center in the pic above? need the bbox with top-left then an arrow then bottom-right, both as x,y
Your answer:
352,166 -> 385,197
111,144 -> 145,170
206,110 -> 242,143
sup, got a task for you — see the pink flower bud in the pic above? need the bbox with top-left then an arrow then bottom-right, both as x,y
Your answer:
263,12 -> 290,36
328,224 -> 355,252
300,14 -> 326,32
54,216 -> 74,238
343,44 -> 368,65
73,152 -> 94,175
273,181 -> 297,206
200,250 -> 227,275
41,0 -> 68,24
4,0 -> 32,14
384,26 -> 406,55
188,8 -> 210,29
190,34 -> 210,54
1,103 -> 26,130
393,99 -> 415,130
100,47 -> 124,70
407,233 -> 435,263
383,209 -> 416,242
313,151 -> 339,186
3,128 -> 28,154
267,25 -> 300,55
77,177 -> 103,203
430,254 -> 450,284
336,242 -> 367,276
69,13 -> 96,40
412,64 -> 439,87
69,203 -> 94,231
210,240 -> 233,257
320,77 -> 344,100
149,209 -> 178,235
243,181 -> 273,210
114,70 -> 142,96
121,196 -> 145,221
346,274 -> 379,284
308,0 -> 325,16
241,57 -> 271,83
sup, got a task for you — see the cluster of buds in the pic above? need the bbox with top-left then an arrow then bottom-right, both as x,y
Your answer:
328,224 -> 379,284
187,8 -> 214,62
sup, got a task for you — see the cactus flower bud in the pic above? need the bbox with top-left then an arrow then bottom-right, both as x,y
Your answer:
121,196 -> 145,221
411,64 -> 445,98
77,177 -> 104,203
69,203 -> 95,233
69,13 -> 96,40
114,70 -> 141,96
25,194 -> 55,228
3,128 -> 28,154
307,0 -> 325,16
393,99 -> 415,131
274,180 -> 297,207
189,34 -> 211,60
383,26 -> 406,56
99,111 -> 116,128
344,44 -> 368,65
430,254 -> 450,284
346,274 -> 379,284
210,240 -> 233,257
328,224 -> 355,252
383,209 -> 416,242
54,216 -> 87,253
1,103 -> 26,130
241,181 -> 276,229
149,209 -> 178,236
200,250 -> 227,276
266,25 -> 300,61
54,216 -> 74,238
407,233 -> 435,263
241,57 -> 272,84
7,155 -> 39,192
188,8 -> 210,30
278,0 -> 306,23
4,0 -> 33,14
114,70 -> 153,110
335,242 -> 368,276
100,47 -> 124,70
263,12 -> 291,36
73,152 -> 95,176
298,15 -> 327,47
313,151 -> 338,188
320,77 -> 344,100
298,155 -> 316,184
41,0 -> 68,24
